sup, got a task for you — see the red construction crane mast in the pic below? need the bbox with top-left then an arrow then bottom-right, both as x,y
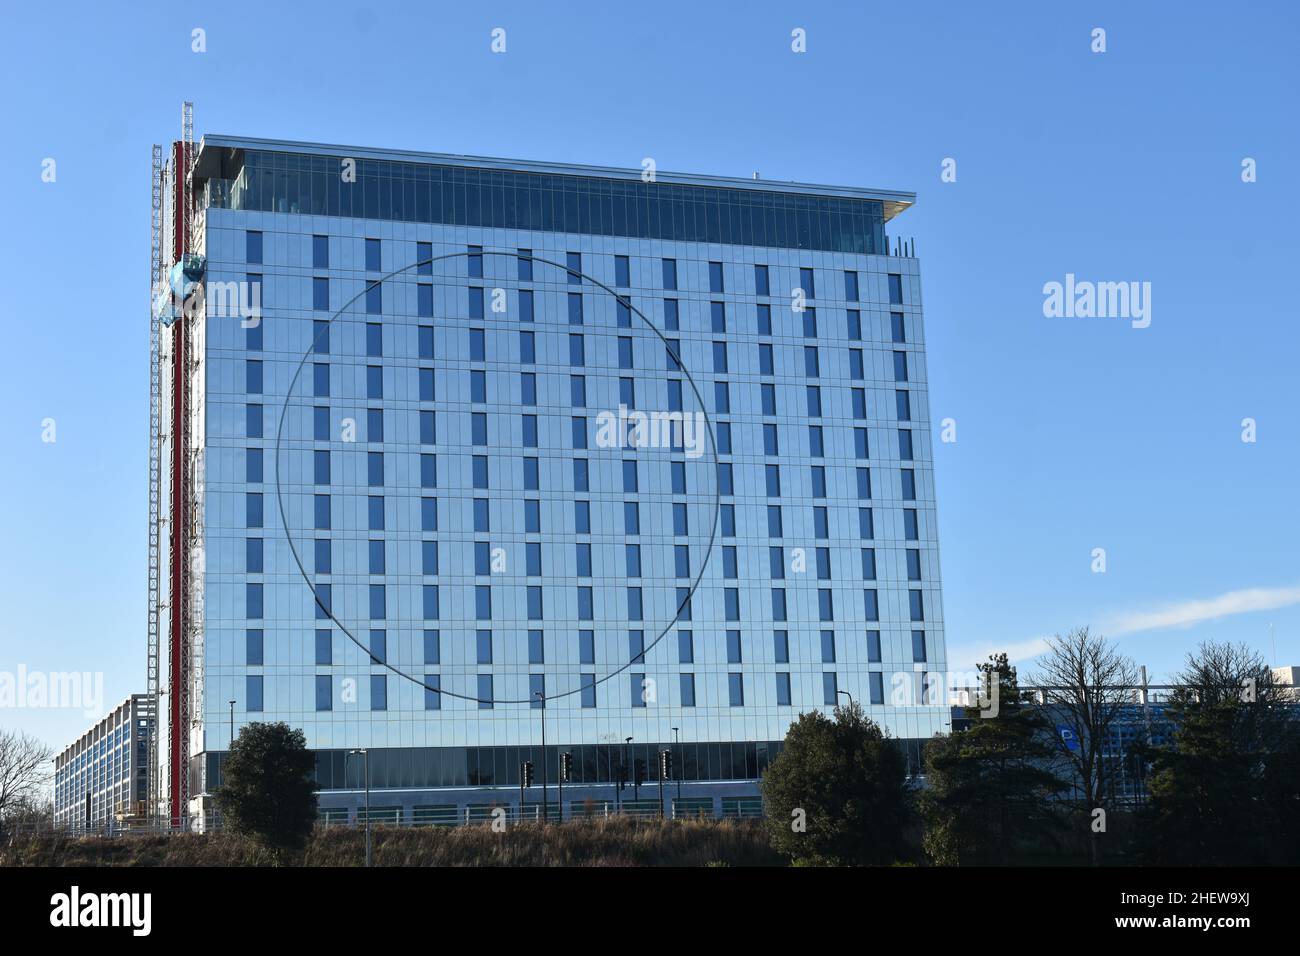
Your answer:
149,102 -> 203,828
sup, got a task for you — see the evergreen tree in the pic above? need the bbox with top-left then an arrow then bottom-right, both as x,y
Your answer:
920,654 -> 1067,865
1140,642 -> 1300,865
214,721 -> 318,856
761,702 -> 911,866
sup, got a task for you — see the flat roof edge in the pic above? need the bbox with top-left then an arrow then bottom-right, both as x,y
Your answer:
196,135 -> 915,219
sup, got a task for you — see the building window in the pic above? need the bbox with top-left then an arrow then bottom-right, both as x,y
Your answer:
246,675 -> 264,712
862,548 -> 877,580
728,673 -> 745,707
680,673 -> 696,707
844,270 -> 859,301
245,583 -> 263,619
246,230 -> 263,264
708,261 -> 724,293
424,675 -> 441,711
632,673 -> 647,708
312,235 -> 328,269
245,629 -> 263,666
370,674 -> 387,711
799,267 -> 815,299
776,673 -> 792,706
662,258 -> 677,290
823,672 -> 839,706
888,273 -> 903,305
246,538 -> 263,574
615,254 -> 630,287
315,675 -> 332,711
529,674 -> 546,708
891,312 -> 906,343
912,630 -> 927,663
246,404 -> 263,439
365,238 -> 381,271
677,630 -> 694,664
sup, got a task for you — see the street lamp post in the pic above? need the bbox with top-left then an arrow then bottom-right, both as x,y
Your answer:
348,749 -> 371,867
672,727 -> 681,803
837,690 -> 856,709
225,698 -> 236,832
657,752 -> 665,819
534,691 -> 548,823
623,737 -> 633,815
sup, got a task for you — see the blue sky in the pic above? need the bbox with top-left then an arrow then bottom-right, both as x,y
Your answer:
2,0 -> 1297,749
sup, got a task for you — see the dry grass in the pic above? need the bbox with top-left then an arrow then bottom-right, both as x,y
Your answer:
2,817 -> 781,868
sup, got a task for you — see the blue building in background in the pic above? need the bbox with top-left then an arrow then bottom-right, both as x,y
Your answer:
171,137 -> 948,823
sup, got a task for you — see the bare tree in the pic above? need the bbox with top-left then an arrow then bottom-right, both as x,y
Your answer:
0,730 -> 54,830
1173,640 -> 1293,756
1030,627 -> 1138,864
1177,640 -> 1278,705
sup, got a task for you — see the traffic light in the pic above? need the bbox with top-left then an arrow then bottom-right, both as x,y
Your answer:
659,749 -> 673,780
559,751 -> 573,783
521,760 -> 534,788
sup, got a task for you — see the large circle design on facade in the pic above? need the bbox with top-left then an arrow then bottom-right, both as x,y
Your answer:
275,250 -> 720,705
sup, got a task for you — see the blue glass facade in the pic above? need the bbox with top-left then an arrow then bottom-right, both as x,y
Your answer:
189,138 -> 948,819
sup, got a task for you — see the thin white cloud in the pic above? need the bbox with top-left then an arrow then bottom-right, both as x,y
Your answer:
1106,584 -> 1300,635
946,635 -> 1051,672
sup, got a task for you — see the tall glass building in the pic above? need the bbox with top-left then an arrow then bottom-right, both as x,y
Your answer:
173,136 -> 948,823
54,695 -> 154,829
